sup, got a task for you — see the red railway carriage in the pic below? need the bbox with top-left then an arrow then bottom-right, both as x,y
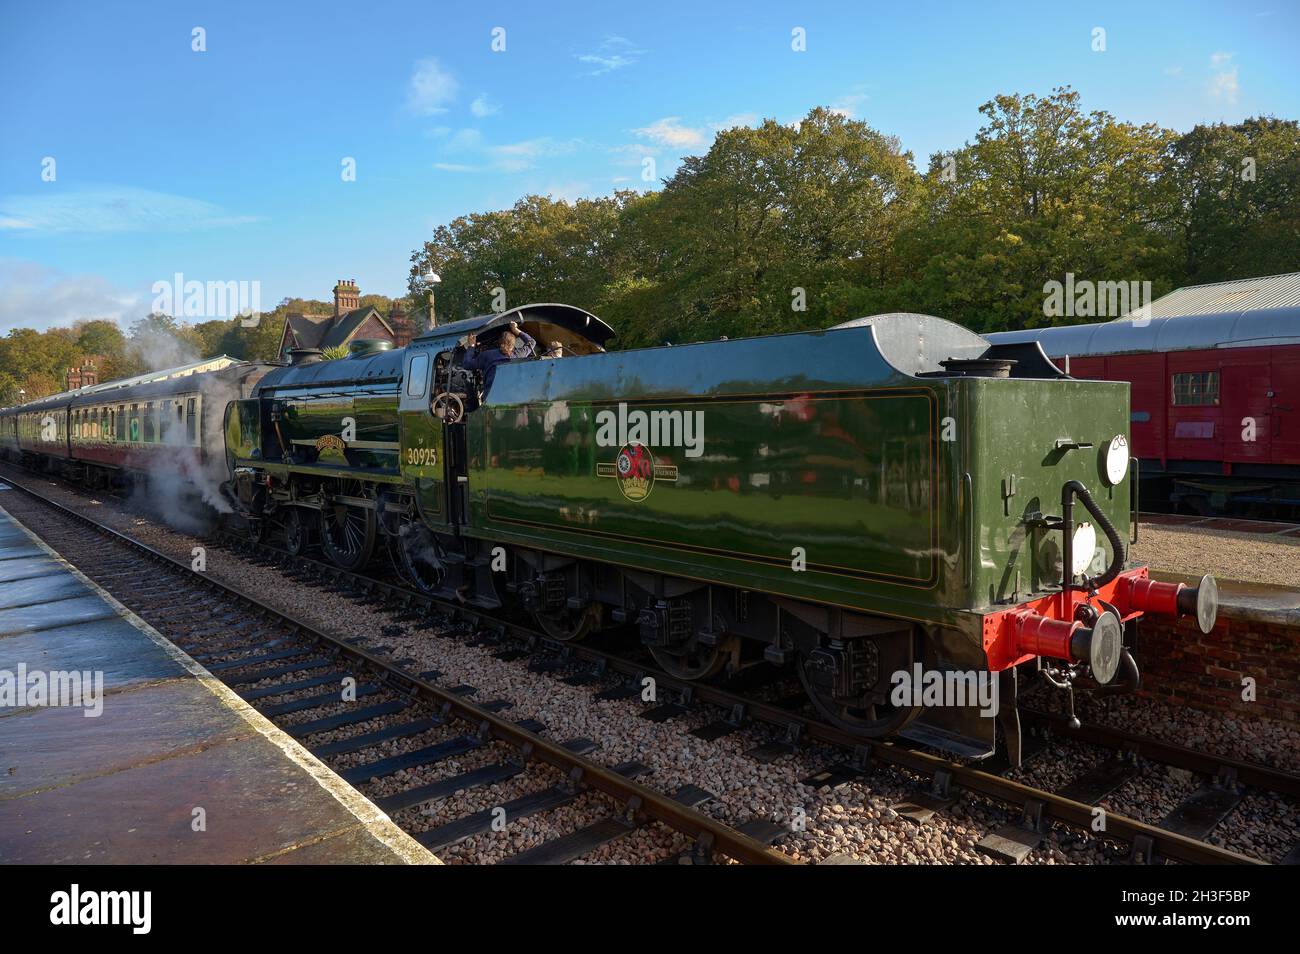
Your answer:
0,358 -> 271,493
988,273 -> 1300,514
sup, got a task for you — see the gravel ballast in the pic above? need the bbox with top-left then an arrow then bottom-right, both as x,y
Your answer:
2,465 -> 1295,865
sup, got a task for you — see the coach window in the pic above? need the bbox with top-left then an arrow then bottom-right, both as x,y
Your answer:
175,401 -> 184,440
186,397 -> 198,444
129,404 -> 140,442
144,403 -> 157,442
1172,371 -> 1219,406
100,408 -> 108,439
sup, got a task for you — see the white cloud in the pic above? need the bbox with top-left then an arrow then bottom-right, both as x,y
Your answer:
632,117 -> 707,149
829,90 -> 870,118
433,136 -> 581,174
489,137 -> 579,172
0,186 -> 256,234
575,35 -> 644,76
0,260 -> 142,334
470,94 -> 500,118
1208,51 -> 1239,104
407,58 -> 458,115
446,128 -> 484,152
1163,65 -> 1184,76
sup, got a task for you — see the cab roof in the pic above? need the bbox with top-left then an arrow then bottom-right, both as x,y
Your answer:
415,303 -> 615,349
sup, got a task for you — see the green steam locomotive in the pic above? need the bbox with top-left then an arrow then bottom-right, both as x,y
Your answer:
224,304 -> 1216,762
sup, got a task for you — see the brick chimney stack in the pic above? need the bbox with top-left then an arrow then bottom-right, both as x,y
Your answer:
66,361 -> 98,391
388,302 -> 414,347
333,279 -> 360,316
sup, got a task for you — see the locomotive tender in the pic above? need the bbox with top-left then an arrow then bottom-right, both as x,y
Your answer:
222,305 -> 1218,763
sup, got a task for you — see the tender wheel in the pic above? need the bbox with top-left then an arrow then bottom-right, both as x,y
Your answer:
797,648 -> 921,737
650,639 -> 728,681
398,522 -> 446,595
282,507 -> 308,556
535,603 -> 602,643
320,499 -> 376,570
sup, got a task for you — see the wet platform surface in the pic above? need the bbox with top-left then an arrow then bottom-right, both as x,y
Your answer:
0,499 -> 435,864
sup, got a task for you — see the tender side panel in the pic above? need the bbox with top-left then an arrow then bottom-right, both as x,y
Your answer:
471,388 -> 940,591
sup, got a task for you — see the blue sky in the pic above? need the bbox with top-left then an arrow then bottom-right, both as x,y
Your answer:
1,0 -> 1296,332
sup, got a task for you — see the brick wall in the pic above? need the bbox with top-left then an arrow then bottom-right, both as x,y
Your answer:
1137,612 -> 1300,723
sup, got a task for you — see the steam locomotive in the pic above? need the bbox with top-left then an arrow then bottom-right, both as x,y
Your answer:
1,306 -> 1219,763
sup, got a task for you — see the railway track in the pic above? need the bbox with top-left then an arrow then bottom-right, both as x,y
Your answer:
3,468 -> 1293,865
0,476 -> 793,865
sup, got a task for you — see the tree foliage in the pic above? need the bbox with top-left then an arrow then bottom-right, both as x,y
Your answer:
6,88 -> 1298,406
409,89 -> 1300,347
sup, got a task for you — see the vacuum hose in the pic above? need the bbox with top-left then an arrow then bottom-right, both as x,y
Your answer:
1062,480 -> 1125,592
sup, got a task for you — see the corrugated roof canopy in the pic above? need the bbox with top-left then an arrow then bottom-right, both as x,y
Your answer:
986,272 -> 1300,357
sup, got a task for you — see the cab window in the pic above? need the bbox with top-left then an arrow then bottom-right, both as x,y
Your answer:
406,353 -> 430,398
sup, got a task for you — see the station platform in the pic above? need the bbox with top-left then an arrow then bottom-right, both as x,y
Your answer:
0,497 -> 437,864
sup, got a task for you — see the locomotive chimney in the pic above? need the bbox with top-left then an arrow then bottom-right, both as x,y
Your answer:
334,279 -> 360,316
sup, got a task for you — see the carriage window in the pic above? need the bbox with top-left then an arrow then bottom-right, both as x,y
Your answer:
129,405 -> 140,442
1172,371 -> 1219,406
186,398 -> 198,443
143,403 -> 156,442
406,353 -> 430,398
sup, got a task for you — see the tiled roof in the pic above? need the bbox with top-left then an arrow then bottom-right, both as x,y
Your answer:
282,307 -> 392,350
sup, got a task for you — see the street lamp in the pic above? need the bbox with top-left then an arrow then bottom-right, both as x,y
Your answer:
424,269 -> 441,330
